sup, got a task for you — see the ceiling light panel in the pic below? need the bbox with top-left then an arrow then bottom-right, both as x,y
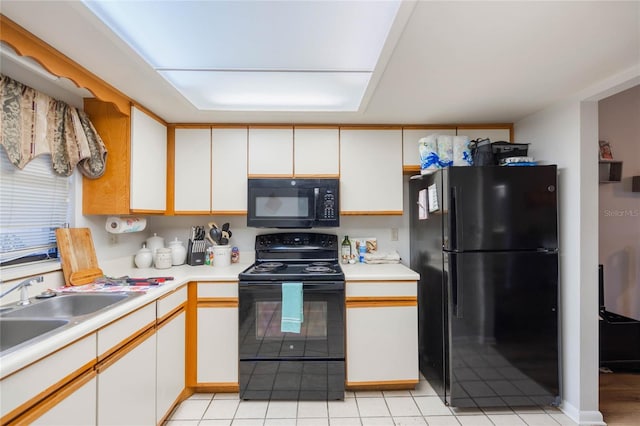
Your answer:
83,1 -> 401,71
159,70 -> 371,111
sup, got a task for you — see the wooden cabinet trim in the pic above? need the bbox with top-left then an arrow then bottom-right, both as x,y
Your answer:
0,15 -> 130,115
341,211 -> 404,216
345,379 -> 418,391
197,298 -> 239,308
193,383 -> 240,393
6,369 -> 97,426
157,304 -> 186,328
346,297 -> 417,308
96,326 -> 156,373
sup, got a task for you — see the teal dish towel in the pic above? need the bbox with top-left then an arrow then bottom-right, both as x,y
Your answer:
281,282 -> 303,333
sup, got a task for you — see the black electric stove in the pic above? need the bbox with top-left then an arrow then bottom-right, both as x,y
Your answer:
238,232 -> 345,401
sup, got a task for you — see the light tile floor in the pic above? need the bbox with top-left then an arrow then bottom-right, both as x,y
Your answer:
164,377 -> 577,426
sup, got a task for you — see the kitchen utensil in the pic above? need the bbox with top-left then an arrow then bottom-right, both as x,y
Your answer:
56,228 -> 104,286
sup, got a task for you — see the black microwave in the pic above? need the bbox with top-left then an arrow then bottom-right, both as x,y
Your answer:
247,178 -> 340,228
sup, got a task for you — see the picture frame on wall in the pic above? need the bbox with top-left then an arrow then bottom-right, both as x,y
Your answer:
599,140 -> 614,160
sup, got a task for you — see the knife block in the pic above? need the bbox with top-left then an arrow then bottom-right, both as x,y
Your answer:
187,239 -> 205,266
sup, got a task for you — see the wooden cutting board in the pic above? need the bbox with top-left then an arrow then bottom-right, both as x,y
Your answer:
56,227 -> 103,286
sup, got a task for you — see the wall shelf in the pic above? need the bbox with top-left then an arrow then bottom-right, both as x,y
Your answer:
599,161 -> 623,183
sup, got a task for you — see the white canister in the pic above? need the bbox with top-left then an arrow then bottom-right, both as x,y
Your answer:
212,245 -> 231,267
146,233 -> 165,255
168,238 -> 187,265
134,244 -> 153,268
154,248 -> 172,269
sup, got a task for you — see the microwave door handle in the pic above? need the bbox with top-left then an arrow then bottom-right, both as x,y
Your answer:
314,188 -> 319,217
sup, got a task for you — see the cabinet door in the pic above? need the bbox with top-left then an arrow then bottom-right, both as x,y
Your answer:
174,128 -> 212,213
197,306 -> 238,384
130,106 -> 167,212
157,311 -> 186,423
31,376 -> 97,426
402,128 -> 456,170
212,127 -> 248,213
97,331 -> 156,425
456,126 -> 511,142
248,127 -> 294,176
340,129 -> 403,214
294,127 -> 339,176
346,305 -> 418,384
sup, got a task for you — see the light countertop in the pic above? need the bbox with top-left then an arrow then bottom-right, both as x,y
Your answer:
0,259 -> 418,377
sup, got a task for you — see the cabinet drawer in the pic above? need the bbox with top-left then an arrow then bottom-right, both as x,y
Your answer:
157,285 -> 187,318
0,334 -> 96,421
97,303 -> 155,358
197,282 -> 238,299
346,281 -> 417,298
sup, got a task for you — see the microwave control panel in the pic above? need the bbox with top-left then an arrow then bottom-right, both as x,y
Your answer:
317,189 -> 337,220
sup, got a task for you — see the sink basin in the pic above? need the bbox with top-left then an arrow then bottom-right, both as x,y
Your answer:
0,318 -> 70,353
1,293 -> 132,319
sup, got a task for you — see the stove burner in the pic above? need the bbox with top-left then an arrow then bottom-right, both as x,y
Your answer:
253,262 -> 286,273
304,264 -> 337,274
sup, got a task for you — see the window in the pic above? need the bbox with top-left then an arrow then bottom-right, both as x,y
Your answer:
0,149 -> 71,267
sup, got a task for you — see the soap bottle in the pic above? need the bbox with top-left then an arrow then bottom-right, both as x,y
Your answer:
359,240 -> 366,263
341,236 -> 351,264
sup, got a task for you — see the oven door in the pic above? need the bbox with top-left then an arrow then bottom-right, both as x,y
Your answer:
239,280 -> 345,360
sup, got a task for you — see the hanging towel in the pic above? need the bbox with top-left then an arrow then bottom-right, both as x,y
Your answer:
281,282 -> 304,333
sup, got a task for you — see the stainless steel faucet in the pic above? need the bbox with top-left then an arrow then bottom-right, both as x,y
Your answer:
0,276 -> 44,305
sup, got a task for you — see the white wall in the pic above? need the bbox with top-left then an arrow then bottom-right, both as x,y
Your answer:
515,100 -> 602,425
598,85 -> 640,320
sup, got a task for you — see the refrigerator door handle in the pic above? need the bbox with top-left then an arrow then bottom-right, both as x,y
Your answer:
449,186 -> 461,250
450,254 -> 463,318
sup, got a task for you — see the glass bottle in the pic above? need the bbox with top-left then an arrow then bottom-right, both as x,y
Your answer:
341,235 -> 351,264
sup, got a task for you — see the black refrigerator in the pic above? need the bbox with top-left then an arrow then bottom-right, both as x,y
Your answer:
409,165 -> 560,408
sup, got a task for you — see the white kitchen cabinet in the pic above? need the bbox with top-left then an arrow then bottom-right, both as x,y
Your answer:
248,127 -> 294,177
97,329 -> 157,426
212,127 -> 248,213
196,282 -> 238,386
31,375 -> 97,426
130,105 -> 168,212
156,286 -> 187,423
174,128 -> 212,213
456,126 -> 511,142
294,127 -> 340,176
0,334 -> 96,423
340,128 -> 403,214
402,127 -> 456,170
345,280 -> 418,388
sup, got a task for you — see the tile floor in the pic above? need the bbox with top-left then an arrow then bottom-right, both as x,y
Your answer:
164,377 -> 577,426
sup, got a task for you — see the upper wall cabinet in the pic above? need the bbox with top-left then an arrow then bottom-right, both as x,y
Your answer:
174,128 -> 211,213
402,127 -> 456,172
172,127 -> 248,215
83,102 -> 168,215
130,106 -> 168,212
211,127 -> 248,214
293,127 -> 340,177
248,127 -> 294,177
340,128 -> 403,214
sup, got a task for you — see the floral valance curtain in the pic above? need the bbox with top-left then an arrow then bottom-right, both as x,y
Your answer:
0,74 -> 107,178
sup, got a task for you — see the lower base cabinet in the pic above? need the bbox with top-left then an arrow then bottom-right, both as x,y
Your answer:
97,331 -> 157,425
31,375 -> 97,426
346,305 -> 418,385
157,311 -> 186,422
197,306 -> 238,384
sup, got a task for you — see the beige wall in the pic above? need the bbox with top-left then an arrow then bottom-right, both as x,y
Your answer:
598,84 -> 640,320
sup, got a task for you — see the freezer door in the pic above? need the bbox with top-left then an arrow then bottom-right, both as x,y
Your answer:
445,251 -> 559,407
444,166 -> 558,252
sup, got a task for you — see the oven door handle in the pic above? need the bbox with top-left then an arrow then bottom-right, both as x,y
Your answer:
239,281 -> 344,291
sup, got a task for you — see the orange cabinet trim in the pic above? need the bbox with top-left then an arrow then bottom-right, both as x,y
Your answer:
97,321 -> 156,363
96,326 -> 156,373
341,211 -> 404,216
192,383 -> 240,393
157,304 -> 186,328
346,296 -> 417,308
197,298 -> 239,308
345,379 -> 418,391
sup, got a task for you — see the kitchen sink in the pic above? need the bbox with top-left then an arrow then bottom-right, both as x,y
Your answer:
0,293 -> 132,319
0,318 -> 70,353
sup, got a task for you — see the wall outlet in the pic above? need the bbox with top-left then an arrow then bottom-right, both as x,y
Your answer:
391,227 -> 399,241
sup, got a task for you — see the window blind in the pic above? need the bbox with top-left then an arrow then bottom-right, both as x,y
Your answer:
0,149 -> 70,267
